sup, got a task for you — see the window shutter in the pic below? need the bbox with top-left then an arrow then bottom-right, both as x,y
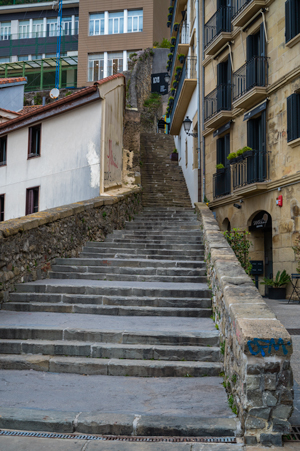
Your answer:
247,118 -> 255,149
287,93 -> 299,142
224,133 -> 230,166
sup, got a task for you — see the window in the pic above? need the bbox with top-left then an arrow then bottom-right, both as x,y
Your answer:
47,19 -> 58,37
0,195 -> 4,222
62,17 -> 72,35
215,133 -> 231,197
246,24 -> 266,90
128,10 -> 143,33
0,22 -> 11,41
287,93 -> 300,142
26,187 -> 39,215
89,13 -> 105,36
217,134 -> 230,166
285,0 -> 300,43
18,56 -> 29,61
33,19 -> 43,37
108,12 -> 124,34
28,124 -> 41,158
107,52 -> 123,76
217,56 -> 231,111
19,20 -> 30,38
0,57 -> 10,63
0,136 -> 7,166
88,55 -> 104,81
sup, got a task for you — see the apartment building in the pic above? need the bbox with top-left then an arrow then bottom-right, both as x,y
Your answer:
78,0 -> 169,87
202,0 -> 300,295
0,0 -> 79,91
166,0 -> 200,205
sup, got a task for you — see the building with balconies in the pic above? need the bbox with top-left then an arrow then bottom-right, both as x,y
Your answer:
166,0 -> 200,205
203,0 -> 300,296
0,0 -> 79,91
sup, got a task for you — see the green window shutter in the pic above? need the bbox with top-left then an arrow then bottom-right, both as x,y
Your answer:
287,93 -> 300,142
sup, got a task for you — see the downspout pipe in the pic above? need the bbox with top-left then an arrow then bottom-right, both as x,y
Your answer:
196,0 -> 201,201
202,0 -> 206,202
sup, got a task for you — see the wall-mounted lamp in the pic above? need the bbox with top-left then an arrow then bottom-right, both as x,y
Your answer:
183,116 -> 198,137
164,73 -> 170,84
234,203 -> 242,209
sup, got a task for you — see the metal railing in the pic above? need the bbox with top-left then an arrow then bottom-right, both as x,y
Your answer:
0,29 -> 78,41
170,23 -> 189,79
213,167 -> 231,198
232,150 -> 269,189
204,84 -> 232,121
170,56 -> 197,125
204,6 -> 233,48
232,0 -> 252,19
180,23 -> 189,44
170,0 -> 177,32
232,56 -> 268,101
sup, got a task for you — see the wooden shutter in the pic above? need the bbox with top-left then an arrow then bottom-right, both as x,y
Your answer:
285,0 -> 298,42
224,133 -> 230,166
287,93 -> 300,142
217,138 -> 223,165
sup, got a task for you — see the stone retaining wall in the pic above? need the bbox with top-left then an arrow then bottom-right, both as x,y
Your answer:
0,189 -> 142,303
196,202 -> 293,447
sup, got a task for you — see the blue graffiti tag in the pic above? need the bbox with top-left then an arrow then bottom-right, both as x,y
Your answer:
247,338 -> 292,357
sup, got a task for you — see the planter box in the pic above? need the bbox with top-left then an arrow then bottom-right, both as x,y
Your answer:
229,158 -> 237,165
236,155 -> 243,162
217,168 -> 225,174
174,24 -> 179,32
243,151 -> 253,158
170,153 -> 178,161
268,287 -> 286,299
171,38 -> 176,45
179,56 -> 185,64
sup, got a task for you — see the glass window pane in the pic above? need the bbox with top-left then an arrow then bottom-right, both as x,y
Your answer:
133,17 -> 138,32
108,18 -> 113,34
95,20 -> 100,34
127,17 -> 132,33
139,16 -> 143,32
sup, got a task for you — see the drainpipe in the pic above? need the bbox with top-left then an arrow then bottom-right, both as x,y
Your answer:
196,0 -> 201,202
201,0 -> 206,202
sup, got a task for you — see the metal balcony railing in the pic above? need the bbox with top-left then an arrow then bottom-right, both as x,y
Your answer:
204,6 -> 233,48
170,56 -> 197,125
232,56 -> 268,101
232,0 -> 252,19
213,167 -> 231,199
204,84 -> 232,121
232,150 -> 269,189
0,0 -> 54,4
180,23 -> 189,44
170,22 -> 189,79
0,29 -> 78,41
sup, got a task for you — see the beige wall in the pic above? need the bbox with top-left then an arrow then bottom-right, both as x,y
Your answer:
203,0 -> 300,296
78,0 -> 169,87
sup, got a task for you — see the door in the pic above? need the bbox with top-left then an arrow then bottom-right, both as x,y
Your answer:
247,110 -> 266,184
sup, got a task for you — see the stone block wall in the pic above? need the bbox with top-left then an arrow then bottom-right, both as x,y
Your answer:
196,202 -> 293,447
123,109 -> 141,187
0,188 -> 142,303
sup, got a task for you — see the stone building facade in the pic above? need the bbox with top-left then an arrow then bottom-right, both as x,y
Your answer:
202,0 -> 300,296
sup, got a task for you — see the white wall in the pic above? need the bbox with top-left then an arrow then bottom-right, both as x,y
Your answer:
0,101 -> 102,220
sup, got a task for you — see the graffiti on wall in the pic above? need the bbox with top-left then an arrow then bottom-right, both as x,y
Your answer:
247,338 -> 292,356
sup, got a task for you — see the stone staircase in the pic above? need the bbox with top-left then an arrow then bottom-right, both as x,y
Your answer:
0,133 -> 238,438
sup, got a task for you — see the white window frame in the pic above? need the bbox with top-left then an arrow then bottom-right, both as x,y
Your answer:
0,23 -> 11,40
88,57 -> 104,82
19,22 -> 30,39
89,14 -> 105,36
108,12 -> 124,34
128,11 -> 143,33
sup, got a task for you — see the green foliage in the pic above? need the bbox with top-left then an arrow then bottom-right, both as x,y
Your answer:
154,38 -> 171,48
220,341 -> 225,355
168,6 -> 174,11
204,195 -> 210,204
34,93 -> 42,105
242,146 -> 252,153
227,152 -> 237,160
223,228 -> 252,275
175,66 -> 182,72
236,149 -> 244,156
261,270 -> 290,287
216,163 -> 225,169
144,92 -> 161,108
173,148 -> 178,154
231,374 -> 237,384
178,53 -> 185,60
129,52 -> 137,59
102,212 -> 107,219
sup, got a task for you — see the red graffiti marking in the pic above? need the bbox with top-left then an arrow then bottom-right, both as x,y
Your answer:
107,139 -> 118,171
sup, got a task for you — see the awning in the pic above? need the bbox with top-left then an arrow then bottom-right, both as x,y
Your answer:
243,100 -> 268,121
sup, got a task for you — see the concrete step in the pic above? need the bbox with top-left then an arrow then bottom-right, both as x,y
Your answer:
105,237 -> 203,244
2,302 -> 213,317
48,272 -> 206,283
9,293 -> 211,308
54,258 -> 205,269
14,280 -> 211,298
79,253 -> 204,261
81,248 -> 204,257
51,265 -> 206,276
84,242 -> 204,251
0,339 -> 219,361
0,354 -> 223,377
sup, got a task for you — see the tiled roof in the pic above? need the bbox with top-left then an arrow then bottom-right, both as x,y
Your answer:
18,105 -> 44,115
0,74 -> 125,133
0,77 -> 27,85
0,107 -> 21,116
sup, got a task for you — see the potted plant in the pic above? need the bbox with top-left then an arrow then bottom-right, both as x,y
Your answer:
242,146 -> 253,158
175,67 -> 182,81
168,6 -> 174,12
174,22 -> 180,32
170,87 -> 176,95
173,80 -> 178,89
168,96 -> 174,106
227,152 -> 237,164
236,149 -> 244,161
171,37 -> 176,46
168,13 -> 173,21
170,148 -> 178,161
260,270 -> 291,299
170,45 -> 175,53
168,53 -> 173,61
216,163 -> 225,174
167,21 -> 171,27
178,53 -> 185,64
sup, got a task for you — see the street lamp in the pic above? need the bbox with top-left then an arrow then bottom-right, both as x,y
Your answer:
183,116 -> 198,137
164,73 -> 170,84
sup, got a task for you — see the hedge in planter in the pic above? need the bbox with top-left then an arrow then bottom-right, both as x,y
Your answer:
261,270 -> 291,299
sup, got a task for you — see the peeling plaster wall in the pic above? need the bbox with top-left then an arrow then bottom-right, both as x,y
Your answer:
0,101 -> 102,221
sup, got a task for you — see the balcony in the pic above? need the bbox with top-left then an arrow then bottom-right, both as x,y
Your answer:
213,167 -> 231,199
204,84 -> 233,129
204,6 -> 233,55
232,56 -> 268,110
232,150 -> 269,195
170,0 -> 188,36
169,56 -> 197,135
231,0 -> 274,28
169,22 -> 189,81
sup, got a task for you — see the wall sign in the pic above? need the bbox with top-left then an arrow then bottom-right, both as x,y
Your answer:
249,211 -> 272,231
151,73 -> 168,94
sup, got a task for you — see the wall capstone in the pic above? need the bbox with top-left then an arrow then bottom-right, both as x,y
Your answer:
195,202 -> 293,447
